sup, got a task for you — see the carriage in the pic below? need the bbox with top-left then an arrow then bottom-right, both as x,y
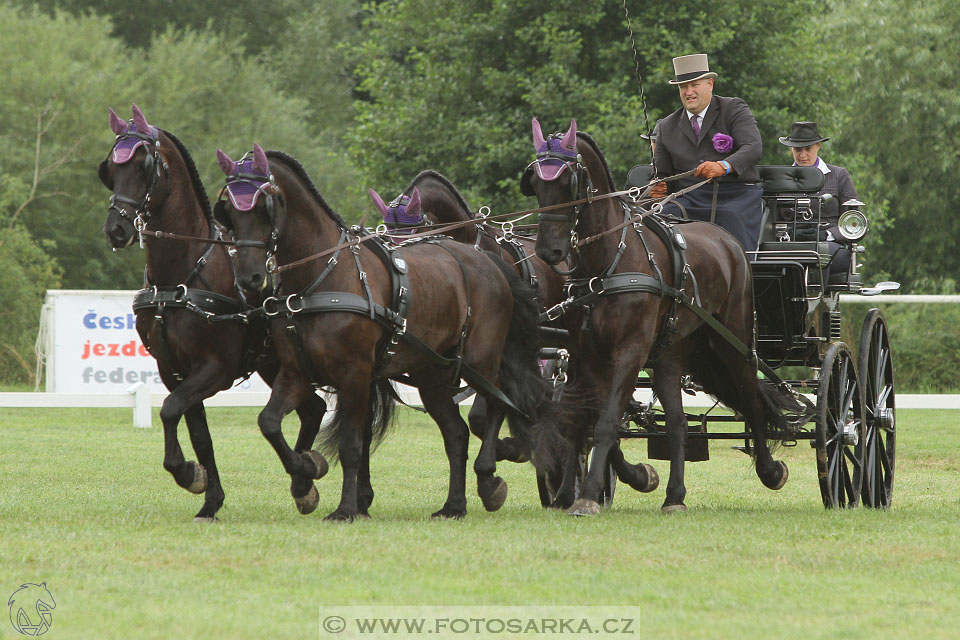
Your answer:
600,163 -> 899,509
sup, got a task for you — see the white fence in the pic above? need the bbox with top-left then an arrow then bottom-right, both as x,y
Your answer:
2,386 -> 957,429
5,293 -> 958,427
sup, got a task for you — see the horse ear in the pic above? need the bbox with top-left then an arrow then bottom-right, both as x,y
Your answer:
368,188 -> 390,217
131,103 -> 150,133
108,108 -> 127,135
407,187 -> 421,215
216,149 -> 237,176
98,159 -> 113,189
561,118 -> 577,152
252,143 -> 269,175
532,117 -> 546,151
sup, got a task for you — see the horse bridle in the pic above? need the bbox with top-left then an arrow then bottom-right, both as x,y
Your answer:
522,141 -> 592,273
102,128 -> 170,237
214,154 -> 282,273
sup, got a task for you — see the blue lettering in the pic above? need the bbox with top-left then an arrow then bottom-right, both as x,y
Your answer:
83,311 -> 97,329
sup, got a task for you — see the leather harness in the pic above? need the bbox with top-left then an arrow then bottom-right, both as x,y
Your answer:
261,229 -> 531,418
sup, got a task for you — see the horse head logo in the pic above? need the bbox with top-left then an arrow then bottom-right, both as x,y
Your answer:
8,582 -> 56,636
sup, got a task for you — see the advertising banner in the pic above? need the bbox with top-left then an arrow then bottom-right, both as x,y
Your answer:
43,290 -> 268,394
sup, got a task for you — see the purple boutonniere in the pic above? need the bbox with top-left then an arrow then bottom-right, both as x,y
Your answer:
713,132 -> 733,153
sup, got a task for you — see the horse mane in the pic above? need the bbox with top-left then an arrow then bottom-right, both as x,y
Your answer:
161,129 -> 213,221
408,170 -> 473,217
264,150 -> 351,230
576,131 -> 617,191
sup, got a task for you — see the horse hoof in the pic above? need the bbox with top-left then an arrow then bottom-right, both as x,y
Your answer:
431,507 -> 466,520
302,450 -> 329,480
186,461 -> 207,494
661,503 -> 688,514
295,484 -> 319,515
625,463 -> 659,493
480,477 -> 508,512
566,498 -> 602,516
323,510 -> 355,523
762,461 -> 789,490
192,516 -> 218,524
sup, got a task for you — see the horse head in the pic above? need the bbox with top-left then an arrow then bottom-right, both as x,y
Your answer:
520,117 -> 584,265
369,186 -> 423,236
214,143 -> 282,293
99,104 -> 169,248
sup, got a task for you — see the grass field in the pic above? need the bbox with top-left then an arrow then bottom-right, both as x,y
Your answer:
2,406 -> 959,639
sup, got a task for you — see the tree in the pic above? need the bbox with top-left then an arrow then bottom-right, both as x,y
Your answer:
345,0 -> 833,218
826,0 -> 960,291
0,4 -> 368,295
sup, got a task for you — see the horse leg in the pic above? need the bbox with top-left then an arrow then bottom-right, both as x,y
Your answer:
289,393 -> 330,508
323,384 -> 373,522
355,419 -> 375,517
609,445 -> 659,493
569,366 -> 637,516
257,375 -> 329,517
653,357 -> 691,513
418,385 -> 470,519
181,404 -> 225,522
156,367 -> 230,520
472,395 -> 510,512
470,397 -> 528,463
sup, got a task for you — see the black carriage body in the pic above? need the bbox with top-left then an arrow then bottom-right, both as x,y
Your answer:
618,165 -> 895,509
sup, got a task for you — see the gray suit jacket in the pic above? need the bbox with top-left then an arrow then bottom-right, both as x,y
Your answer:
820,162 -> 858,222
654,95 -> 762,190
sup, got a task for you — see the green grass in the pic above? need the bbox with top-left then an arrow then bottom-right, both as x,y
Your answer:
2,407 -> 959,639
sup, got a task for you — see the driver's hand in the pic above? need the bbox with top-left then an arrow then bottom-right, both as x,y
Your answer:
649,181 -> 668,198
694,161 -> 726,180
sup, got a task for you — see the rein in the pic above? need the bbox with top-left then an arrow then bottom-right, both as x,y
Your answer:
271,170 -> 699,275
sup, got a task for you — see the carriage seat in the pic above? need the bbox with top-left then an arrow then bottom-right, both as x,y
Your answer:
626,164 -> 655,189
755,165 -> 826,253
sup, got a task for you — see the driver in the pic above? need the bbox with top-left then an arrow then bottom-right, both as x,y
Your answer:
650,53 -> 764,252
779,121 -> 858,280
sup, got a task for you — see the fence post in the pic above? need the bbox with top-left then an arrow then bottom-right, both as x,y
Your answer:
128,382 -> 152,428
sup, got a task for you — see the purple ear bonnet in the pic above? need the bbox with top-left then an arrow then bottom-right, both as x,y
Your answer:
382,194 -> 423,234
110,121 -> 159,164
533,137 -> 578,182
223,154 -> 274,212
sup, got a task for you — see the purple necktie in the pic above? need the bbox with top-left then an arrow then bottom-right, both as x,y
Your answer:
690,114 -> 701,138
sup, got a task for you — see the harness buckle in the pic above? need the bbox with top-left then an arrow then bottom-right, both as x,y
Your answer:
263,296 -> 280,317
265,255 -> 278,275
587,276 -> 603,294
285,295 -> 304,314
174,284 -> 188,303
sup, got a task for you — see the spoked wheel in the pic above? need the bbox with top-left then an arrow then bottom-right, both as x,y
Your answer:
859,309 -> 896,508
815,343 -> 865,508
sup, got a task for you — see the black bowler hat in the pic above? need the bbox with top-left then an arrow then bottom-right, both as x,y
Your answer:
779,121 -> 830,147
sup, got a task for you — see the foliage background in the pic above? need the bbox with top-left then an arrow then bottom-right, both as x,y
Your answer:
1,0 -> 957,386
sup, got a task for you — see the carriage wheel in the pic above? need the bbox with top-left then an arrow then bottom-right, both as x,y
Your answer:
859,309 -> 896,508
815,343 -> 865,508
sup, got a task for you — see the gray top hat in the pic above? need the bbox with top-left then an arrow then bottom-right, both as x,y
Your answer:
779,121 -> 830,147
668,54 -> 718,85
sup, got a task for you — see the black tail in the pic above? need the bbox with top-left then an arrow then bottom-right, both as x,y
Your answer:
485,253 -> 551,457
317,380 -> 396,463
687,333 -> 810,450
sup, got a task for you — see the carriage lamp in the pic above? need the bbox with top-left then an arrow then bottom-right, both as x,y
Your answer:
837,203 -> 868,241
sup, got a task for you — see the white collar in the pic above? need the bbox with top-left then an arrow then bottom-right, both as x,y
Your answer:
792,157 -> 832,174
686,103 -> 708,121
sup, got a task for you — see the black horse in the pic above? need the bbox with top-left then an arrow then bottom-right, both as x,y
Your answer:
215,145 -> 545,521
99,105 -> 328,521
525,117 -> 807,514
